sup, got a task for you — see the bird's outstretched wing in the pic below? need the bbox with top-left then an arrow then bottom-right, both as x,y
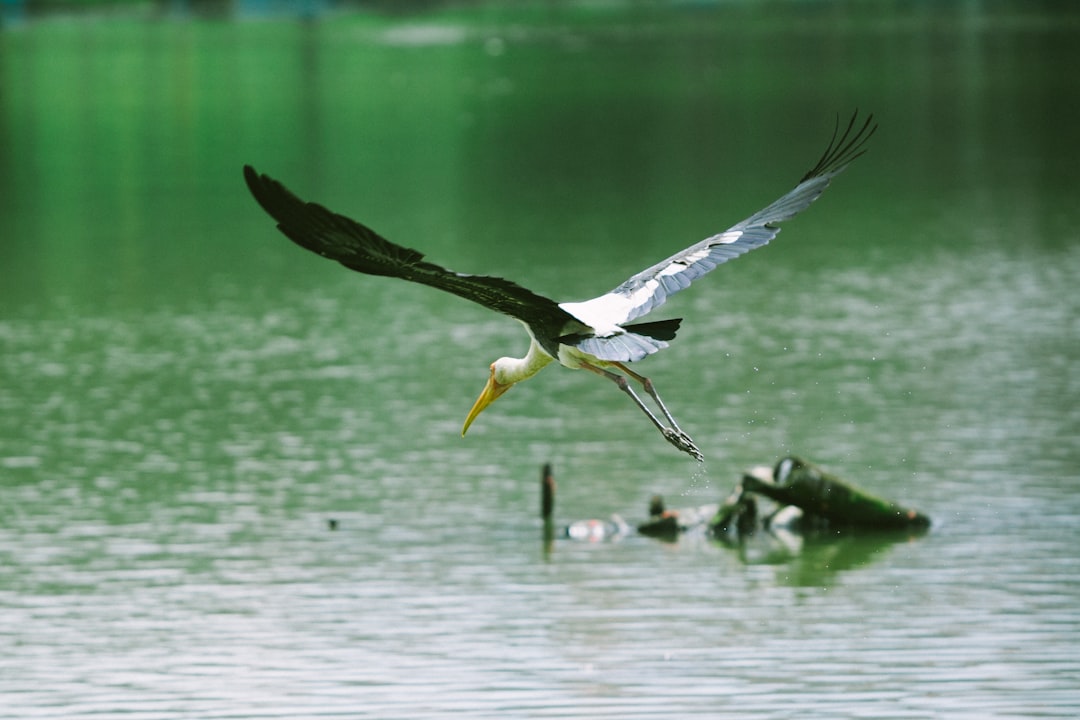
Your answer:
592,112 -> 877,325
243,166 -> 579,344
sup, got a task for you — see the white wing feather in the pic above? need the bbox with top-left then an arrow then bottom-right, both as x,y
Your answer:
590,112 -> 877,326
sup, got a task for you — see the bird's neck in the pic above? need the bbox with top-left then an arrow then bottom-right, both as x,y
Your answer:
496,340 -> 554,385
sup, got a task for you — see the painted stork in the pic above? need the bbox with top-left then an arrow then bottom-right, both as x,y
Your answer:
243,112 -> 875,461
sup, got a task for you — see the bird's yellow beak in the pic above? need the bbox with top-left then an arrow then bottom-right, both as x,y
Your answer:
462,369 -> 511,436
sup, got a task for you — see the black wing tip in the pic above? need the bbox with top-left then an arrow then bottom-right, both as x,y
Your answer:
242,163 -> 265,195
799,110 -> 878,183
243,164 -> 439,277
242,163 -> 293,219
242,163 -> 259,196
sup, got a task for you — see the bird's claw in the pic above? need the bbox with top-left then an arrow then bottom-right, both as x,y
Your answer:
663,428 -> 704,462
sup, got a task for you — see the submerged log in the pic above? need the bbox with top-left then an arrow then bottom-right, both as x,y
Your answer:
741,456 -> 930,530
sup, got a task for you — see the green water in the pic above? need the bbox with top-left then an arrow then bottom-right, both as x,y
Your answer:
2,3 -> 1079,718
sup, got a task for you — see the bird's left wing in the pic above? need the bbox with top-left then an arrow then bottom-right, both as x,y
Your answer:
243,166 -> 579,342
597,112 -> 877,324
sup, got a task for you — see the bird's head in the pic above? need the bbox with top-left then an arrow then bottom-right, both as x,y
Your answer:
461,359 -> 515,436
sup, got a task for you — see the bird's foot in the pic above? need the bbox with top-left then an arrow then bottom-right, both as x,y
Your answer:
663,428 -> 704,462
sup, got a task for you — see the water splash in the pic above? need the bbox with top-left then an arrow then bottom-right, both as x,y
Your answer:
680,459 -> 712,498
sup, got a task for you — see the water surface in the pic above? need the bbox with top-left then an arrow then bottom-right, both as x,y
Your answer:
1,3 -> 1079,718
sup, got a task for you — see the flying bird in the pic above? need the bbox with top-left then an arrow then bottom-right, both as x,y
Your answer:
244,112 -> 875,461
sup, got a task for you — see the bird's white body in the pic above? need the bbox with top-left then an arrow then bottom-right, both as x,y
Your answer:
558,296 -> 633,339
493,294 -> 662,385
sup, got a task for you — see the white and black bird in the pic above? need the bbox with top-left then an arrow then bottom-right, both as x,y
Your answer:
244,113 -> 875,461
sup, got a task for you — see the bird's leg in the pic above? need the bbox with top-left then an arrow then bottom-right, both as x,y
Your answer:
580,363 -> 703,461
611,362 -> 703,462
612,362 -> 685,432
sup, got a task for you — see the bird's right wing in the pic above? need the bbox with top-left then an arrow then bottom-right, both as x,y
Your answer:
243,166 -> 579,341
597,112 -> 876,324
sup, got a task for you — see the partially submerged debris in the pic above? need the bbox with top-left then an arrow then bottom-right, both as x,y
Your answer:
541,463 -> 629,542
541,456 -> 929,547
638,495 -> 719,539
565,515 -> 630,542
705,484 -> 759,538
737,456 -> 931,531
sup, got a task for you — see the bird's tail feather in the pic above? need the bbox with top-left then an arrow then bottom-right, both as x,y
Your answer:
560,319 -> 682,363
622,318 -> 682,342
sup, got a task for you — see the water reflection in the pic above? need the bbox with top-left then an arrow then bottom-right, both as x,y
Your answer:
739,528 -> 927,583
